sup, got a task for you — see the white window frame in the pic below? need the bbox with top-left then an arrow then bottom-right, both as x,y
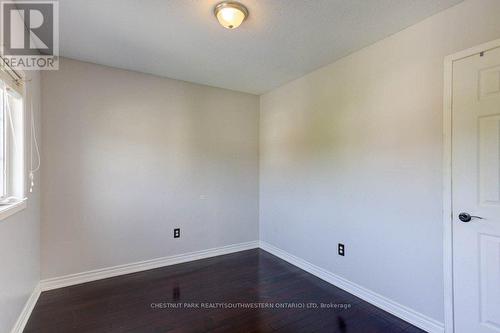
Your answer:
0,68 -> 27,221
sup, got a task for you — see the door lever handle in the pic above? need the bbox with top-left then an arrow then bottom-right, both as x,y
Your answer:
458,212 -> 484,223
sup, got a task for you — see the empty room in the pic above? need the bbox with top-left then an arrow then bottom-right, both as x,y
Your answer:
1,0 -> 500,332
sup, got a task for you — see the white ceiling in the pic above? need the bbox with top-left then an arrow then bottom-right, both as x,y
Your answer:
58,0 -> 463,95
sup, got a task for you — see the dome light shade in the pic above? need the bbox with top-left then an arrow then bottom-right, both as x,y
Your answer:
214,1 -> 248,29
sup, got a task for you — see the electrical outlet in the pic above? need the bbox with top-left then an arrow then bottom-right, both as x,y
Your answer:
174,228 -> 180,238
338,243 -> 345,256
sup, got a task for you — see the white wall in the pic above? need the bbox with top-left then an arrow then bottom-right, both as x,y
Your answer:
0,71 -> 42,333
260,0 -> 500,324
41,58 -> 259,279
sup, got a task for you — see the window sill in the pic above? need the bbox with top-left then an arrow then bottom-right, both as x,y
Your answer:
0,198 -> 27,221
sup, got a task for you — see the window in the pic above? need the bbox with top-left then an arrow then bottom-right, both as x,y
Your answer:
0,78 -> 24,205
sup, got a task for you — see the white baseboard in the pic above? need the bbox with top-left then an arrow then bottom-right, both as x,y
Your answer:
34,240 -> 443,333
259,241 -> 444,333
10,283 -> 41,333
40,240 -> 259,291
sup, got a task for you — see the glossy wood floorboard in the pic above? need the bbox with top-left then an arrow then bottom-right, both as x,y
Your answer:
25,249 -> 426,333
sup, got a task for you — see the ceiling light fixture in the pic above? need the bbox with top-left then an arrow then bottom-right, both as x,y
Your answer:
214,1 -> 248,29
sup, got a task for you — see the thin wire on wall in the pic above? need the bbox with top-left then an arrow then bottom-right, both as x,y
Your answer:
28,81 -> 40,193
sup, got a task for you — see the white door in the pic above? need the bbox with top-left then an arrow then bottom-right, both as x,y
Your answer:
452,45 -> 500,333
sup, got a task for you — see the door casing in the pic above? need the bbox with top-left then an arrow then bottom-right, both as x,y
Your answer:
443,38 -> 500,333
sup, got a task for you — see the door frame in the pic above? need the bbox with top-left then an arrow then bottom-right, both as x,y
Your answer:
443,38 -> 500,333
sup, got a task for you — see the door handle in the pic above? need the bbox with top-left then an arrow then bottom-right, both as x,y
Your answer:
458,212 -> 484,223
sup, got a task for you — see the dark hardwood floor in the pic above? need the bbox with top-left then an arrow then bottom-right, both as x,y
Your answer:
25,249 -> 426,333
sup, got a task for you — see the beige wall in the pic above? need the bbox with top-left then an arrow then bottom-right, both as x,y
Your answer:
260,0 -> 500,324
0,71 -> 42,333
41,58 -> 259,278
